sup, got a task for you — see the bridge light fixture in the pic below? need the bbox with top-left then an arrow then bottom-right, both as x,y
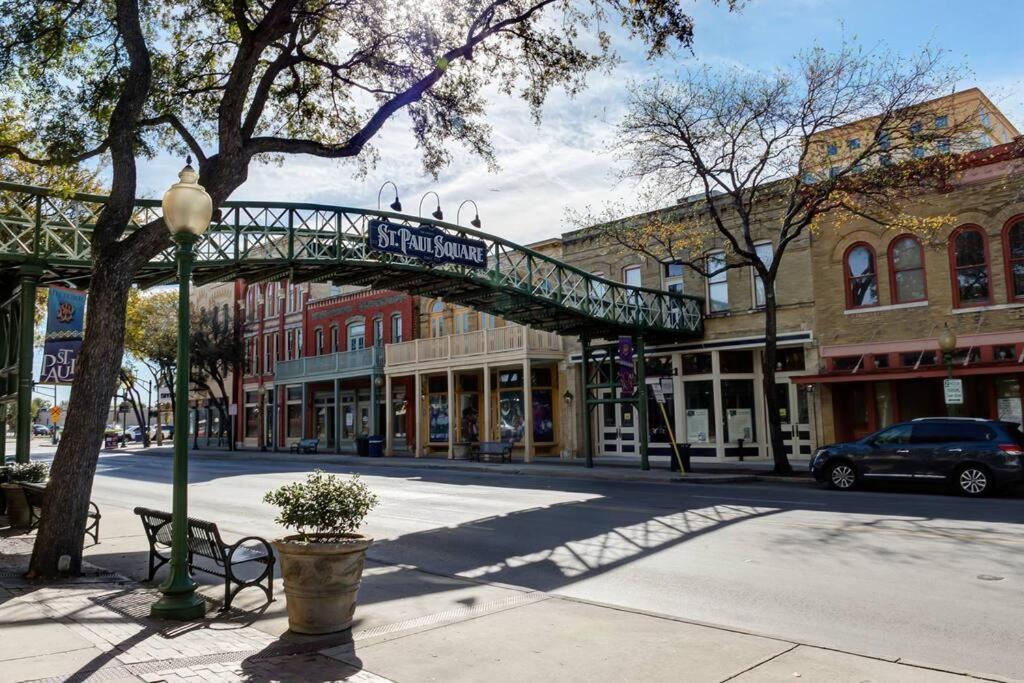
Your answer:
419,191 -> 443,222
457,199 -> 482,229
377,181 -> 402,213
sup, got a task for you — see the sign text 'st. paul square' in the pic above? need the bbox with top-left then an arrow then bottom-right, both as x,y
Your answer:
368,219 -> 487,269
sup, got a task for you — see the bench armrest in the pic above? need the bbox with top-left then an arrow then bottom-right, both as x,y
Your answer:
226,536 -> 274,564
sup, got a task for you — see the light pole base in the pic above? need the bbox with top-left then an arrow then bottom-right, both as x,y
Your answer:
150,590 -> 206,620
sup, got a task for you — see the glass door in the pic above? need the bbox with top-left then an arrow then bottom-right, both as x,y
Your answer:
775,382 -> 814,459
597,388 -> 637,456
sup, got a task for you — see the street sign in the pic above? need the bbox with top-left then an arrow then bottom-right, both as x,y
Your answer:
50,406 -> 62,423
650,378 -> 672,405
943,378 -> 964,405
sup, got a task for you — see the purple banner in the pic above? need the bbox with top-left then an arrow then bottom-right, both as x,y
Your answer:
617,336 -> 635,397
39,287 -> 86,385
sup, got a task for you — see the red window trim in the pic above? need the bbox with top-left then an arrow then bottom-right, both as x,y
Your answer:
843,242 -> 880,309
1001,214 -> 1024,302
948,224 -> 993,309
887,234 -> 928,304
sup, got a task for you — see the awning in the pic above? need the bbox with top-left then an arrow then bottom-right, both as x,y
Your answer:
794,363 -> 1024,385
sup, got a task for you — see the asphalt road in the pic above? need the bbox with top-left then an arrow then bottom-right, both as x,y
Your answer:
25,445 -> 1024,680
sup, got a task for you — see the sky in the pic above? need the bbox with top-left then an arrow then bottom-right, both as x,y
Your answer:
133,0 -> 1024,247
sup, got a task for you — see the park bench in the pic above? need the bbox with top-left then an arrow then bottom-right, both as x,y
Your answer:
22,482 -> 101,545
289,438 -> 319,455
470,440 -> 514,463
133,507 -> 275,611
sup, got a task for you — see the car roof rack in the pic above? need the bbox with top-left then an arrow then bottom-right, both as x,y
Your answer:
911,416 -> 989,422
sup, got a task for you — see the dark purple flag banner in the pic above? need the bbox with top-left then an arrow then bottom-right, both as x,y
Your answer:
39,286 -> 86,385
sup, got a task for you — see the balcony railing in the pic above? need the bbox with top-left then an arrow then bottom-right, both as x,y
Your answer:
275,345 -> 383,382
386,326 -> 563,367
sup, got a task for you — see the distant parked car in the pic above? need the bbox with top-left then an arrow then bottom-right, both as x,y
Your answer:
32,423 -> 51,436
150,425 -> 174,441
811,417 -> 1024,497
124,426 -> 144,443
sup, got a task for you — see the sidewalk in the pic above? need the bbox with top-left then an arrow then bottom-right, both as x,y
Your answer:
0,508 -> 1011,683
118,444 -> 816,486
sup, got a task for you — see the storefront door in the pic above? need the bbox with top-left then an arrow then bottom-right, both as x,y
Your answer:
774,382 -> 814,458
597,389 -> 637,455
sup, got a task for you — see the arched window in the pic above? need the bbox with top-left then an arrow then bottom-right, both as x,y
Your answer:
844,243 -> 878,308
950,226 -> 991,307
429,300 -> 446,338
888,235 -> 926,303
347,321 -> 366,351
1003,217 -> 1024,300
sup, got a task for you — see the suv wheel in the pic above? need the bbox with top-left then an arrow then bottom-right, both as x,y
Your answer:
955,465 -> 990,497
826,461 -> 857,491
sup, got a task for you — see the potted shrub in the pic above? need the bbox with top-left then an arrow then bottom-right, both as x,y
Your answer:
264,470 -> 379,634
2,462 -> 49,528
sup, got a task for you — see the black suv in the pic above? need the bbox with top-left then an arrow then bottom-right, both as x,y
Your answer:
811,418 -> 1024,496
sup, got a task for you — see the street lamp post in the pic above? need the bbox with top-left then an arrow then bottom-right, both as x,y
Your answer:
150,158 -> 212,621
938,323 -> 958,418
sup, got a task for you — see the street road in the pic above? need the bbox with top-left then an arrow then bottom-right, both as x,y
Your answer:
28,446 -> 1024,680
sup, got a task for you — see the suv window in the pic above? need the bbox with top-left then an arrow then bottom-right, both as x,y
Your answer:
912,421 -> 995,444
874,424 -> 911,444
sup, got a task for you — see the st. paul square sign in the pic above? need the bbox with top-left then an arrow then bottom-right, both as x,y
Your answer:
367,219 -> 487,269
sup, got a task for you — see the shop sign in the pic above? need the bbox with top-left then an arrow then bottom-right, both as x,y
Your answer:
686,409 -> 709,443
727,408 -> 753,441
39,287 -> 86,385
368,219 -> 487,269
943,378 -> 964,405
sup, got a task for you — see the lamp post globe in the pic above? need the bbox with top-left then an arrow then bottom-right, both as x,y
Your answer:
150,159 -> 211,621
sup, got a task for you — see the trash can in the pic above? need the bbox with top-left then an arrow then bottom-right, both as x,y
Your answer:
368,435 -> 384,458
670,443 -> 692,473
355,436 -> 370,457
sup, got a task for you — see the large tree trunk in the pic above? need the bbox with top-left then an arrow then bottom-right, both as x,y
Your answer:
28,256 -> 134,577
760,287 -> 793,475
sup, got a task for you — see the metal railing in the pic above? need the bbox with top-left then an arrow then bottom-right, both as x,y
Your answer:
386,326 -> 564,366
0,181 -> 704,337
274,346 -> 382,382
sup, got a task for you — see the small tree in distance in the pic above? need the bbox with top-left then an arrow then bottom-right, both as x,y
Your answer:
592,42 -> 986,474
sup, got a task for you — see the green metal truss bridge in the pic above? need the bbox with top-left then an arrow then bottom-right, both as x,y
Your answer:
0,180 -> 704,340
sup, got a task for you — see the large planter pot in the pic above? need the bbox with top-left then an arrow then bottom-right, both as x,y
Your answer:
272,533 -> 372,634
1,483 -> 31,528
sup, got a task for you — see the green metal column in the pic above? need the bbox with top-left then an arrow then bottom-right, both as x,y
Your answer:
581,336 -> 593,469
15,269 -> 39,464
0,405 -> 7,465
151,232 -> 204,620
636,335 -> 649,471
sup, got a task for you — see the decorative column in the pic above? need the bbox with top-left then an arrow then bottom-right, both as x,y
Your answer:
333,378 -> 341,452
636,334 -> 649,471
482,364 -> 491,442
581,336 -> 593,468
414,372 -> 423,457
300,382 -> 307,440
446,367 -> 454,458
522,358 -> 533,463
370,373 -> 379,436
15,268 -> 39,464
384,374 -> 393,456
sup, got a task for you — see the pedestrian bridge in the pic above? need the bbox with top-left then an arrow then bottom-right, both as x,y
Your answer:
0,180 -> 703,340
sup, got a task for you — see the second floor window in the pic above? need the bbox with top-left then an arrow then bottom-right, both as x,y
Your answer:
479,312 -> 496,330
845,244 -> 878,308
454,308 -> 470,335
430,300 -> 445,338
1006,219 -> 1024,299
753,242 -> 773,308
263,334 -> 271,373
391,313 -> 403,342
314,328 -> 324,355
663,262 -> 685,294
706,251 -> 728,313
330,325 -> 339,353
374,317 -> 384,346
890,236 -> 926,303
348,322 -> 366,350
952,227 -> 990,306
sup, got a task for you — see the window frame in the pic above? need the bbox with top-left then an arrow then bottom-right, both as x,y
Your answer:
949,225 -> 993,308
887,234 -> 928,304
843,242 -> 880,310
1002,215 -> 1024,302
391,312 -> 404,343
705,250 -> 729,314
347,320 -> 366,351
752,241 -> 773,309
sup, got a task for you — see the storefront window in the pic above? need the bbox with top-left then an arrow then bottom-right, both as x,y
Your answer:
286,387 -> 302,438
647,382 -> 675,444
244,391 -> 258,438
429,394 -> 449,442
875,381 -> 894,429
532,389 -> 554,442
392,391 -> 408,440
341,394 -> 356,439
722,379 -> 756,442
684,380 -> 715,444
499,391 -> 525,441
776,348 -> 806,371
459,393 -> 479,442
996,377 -> 1022,428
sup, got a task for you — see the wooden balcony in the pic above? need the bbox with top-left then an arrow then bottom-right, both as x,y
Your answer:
385,326 -> 564,371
